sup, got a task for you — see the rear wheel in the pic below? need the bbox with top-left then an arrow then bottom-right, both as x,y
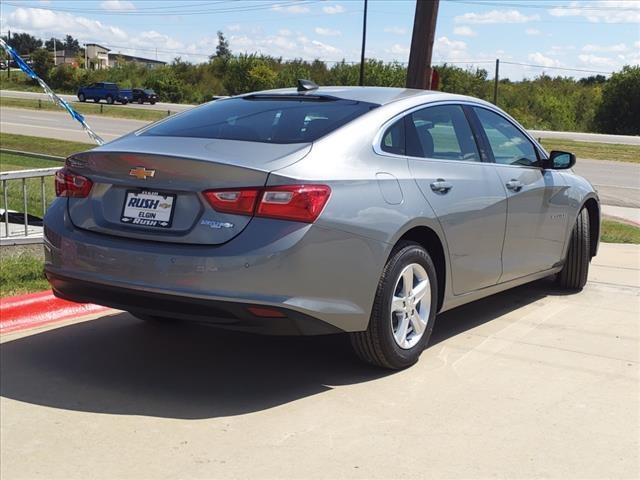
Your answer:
150,100 -> 156,105
106,95 -> 114,104
121,99 -> 128,105
93,98 -> 100,103
557,208 -> 590,290
350,241 -> 437,370
78,93 -> 86,102
138,98 -> 144,104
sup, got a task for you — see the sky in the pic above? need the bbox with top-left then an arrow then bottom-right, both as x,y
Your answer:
0,0 -> 639,80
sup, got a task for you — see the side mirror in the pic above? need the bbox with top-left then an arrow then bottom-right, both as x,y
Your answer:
546,150 -> 576,170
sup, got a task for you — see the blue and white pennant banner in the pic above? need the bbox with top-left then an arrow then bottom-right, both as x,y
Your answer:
0,38 -> 105,145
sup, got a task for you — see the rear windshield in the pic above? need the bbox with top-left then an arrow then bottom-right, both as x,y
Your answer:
142,96 -> 379,144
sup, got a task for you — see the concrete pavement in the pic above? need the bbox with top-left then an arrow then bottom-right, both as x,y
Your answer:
602,205 -> 640,226
1,242 -> 638,479
529,129 -> 640,146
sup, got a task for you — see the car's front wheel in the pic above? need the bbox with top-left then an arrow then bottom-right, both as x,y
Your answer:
557,208 -> 590,290
106,95 -> 114,104
350,241 -> 437,369
78,93 -> 85,102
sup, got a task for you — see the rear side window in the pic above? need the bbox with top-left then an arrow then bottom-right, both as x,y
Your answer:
143,97 -> 379,144
473,107 -> 538,166
406,105 -> 480,161
380,119 -> 405,155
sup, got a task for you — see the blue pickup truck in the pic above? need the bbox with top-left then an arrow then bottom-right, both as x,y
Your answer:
77,82 -> 133,105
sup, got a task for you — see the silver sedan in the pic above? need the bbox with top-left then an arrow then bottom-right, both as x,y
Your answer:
44,83 -> 600,369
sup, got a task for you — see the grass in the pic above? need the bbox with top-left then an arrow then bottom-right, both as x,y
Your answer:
540,139 -> 640,163
601,219 -> 640,244
1,132 -> 94,157
0,253 -> 49,297
1,96 -> 169,122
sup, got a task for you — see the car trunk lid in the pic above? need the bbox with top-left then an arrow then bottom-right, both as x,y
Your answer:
66,135 -> 311,245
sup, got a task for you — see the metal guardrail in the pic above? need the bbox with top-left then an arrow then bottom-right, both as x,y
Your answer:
1,147 -> 62,243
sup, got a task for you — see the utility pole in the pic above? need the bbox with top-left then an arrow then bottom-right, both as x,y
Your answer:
7,30 -> 10,79
358,0 -> 368,86
53,36 -> 57,67
406,0 -> 440,89
493,58 -> 500,105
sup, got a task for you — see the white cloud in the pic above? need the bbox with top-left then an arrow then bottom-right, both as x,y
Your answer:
322,4 -> 345,14
433,36 -> 468,62
383,26 -> 407,35
272,4 -> 310,14
578,54 -> 617,68
582,43 -> 628,53
528,52 -> 560,67
314,27 -> 341,37
387,44 -> 409,56
226,24 -> 241,32
453,26 -> 476,37
455,9 -> 540,24
635,41 -> 640,49
100,0 -> 135,11
278,29 -> 292,36
549,0 -> 640,23
525,28 -> 541,36
227,33 -> 341,59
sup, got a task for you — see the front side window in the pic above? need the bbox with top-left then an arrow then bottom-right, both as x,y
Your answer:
143,96 -> 379,144
473,107 -> 538,166
405,105 -> 481,162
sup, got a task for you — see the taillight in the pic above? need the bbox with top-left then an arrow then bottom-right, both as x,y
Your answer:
203,184 -> 331,223
202,188 -> 260,215
55,168 -> 93,198
256,185 -> 331,223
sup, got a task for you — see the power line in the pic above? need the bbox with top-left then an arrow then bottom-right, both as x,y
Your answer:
445,0 -> 640,11
500,60 -> 613,74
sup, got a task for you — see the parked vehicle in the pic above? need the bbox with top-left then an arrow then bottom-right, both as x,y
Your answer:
45,82 -> 600,369
77,82 -> 132,104
132,88 -> 158,105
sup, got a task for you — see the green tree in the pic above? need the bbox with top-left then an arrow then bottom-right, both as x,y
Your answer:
30,48 -> 54,79
2,32 -> 42,55
44,38 -> 64,51
63,35 -> 81,53
210,31 -> 231,61
595,65 -> 640,135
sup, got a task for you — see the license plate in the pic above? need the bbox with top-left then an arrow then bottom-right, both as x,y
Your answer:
121,190 -> 176,228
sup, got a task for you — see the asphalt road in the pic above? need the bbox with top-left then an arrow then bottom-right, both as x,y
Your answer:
1,107 -> 639,207
1,243 -> 637,479
1,89 -> 192,113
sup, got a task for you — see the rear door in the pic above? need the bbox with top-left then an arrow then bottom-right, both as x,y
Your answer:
470,106 -> 569,281
404,104 -> 507,295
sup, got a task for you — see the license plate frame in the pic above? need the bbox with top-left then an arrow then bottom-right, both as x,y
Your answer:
120,190 -> 176,229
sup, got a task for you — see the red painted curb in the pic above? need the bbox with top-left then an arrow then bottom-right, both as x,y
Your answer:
0,290 -> 111,334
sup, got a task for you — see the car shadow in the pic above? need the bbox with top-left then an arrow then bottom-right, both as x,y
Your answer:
1,277 -> 567,419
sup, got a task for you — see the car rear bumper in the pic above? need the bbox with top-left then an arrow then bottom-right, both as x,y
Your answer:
43,199 -> 388,334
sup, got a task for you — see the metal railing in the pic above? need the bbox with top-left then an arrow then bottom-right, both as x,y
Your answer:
1,166 -> 61,242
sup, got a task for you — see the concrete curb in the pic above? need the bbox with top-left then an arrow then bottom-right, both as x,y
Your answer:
0,290 -> 111,334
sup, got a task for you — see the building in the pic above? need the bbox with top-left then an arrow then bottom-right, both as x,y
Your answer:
54,50 -> 80,67
85,43 -> 110,70
108,53 -> 166,69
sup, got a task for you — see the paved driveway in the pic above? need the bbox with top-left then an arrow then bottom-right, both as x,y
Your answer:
1,243 -> 638,479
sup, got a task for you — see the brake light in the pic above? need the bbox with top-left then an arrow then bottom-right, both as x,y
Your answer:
203,185 -> 331,223
202,188 -> 260,215
55,168 -> 93,198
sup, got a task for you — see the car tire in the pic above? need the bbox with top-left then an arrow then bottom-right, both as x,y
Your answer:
150,100 -> 156,105
93,98 -> 100,103
138,98 -> 144,104
78,93 -> 86,102
557,208 -> 590,290
121,99 -> 128,105
350,241 -> 438,370
106,95 -> 114,104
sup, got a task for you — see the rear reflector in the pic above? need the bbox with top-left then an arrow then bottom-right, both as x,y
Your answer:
203,184 -> 331,223
247,306 -> 286,318
55,168 -> 93,198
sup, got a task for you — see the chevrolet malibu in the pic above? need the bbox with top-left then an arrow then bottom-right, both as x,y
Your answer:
44,83 -> 600,369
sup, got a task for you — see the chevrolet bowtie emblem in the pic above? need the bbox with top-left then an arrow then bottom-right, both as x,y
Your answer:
129,167 -> 155,180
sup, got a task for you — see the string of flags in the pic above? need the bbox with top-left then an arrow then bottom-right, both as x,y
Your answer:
0,38 -> 105,145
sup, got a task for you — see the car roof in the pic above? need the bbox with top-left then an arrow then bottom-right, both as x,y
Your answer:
242,86 -> 475,106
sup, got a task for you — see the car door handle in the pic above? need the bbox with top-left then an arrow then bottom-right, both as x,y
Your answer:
430,179 -> 453,193
505,179 -> 523,192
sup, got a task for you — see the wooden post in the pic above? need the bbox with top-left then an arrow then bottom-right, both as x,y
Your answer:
359,0 -> 368,86
406,0 -> 440,89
